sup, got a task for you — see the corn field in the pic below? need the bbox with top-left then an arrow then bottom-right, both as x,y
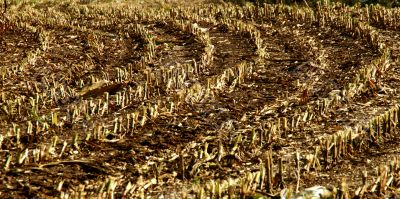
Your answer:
1,0 -> 400,198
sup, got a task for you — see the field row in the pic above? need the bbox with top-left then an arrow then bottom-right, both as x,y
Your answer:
1,1 -> 400,198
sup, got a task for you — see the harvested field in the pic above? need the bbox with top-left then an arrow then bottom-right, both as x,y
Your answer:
1,0 -> 400,198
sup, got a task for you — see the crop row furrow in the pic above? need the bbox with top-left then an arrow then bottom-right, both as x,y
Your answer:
133,5 -> 396,197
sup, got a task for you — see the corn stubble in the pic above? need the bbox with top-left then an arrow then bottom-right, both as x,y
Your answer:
1,0 -> 400,198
